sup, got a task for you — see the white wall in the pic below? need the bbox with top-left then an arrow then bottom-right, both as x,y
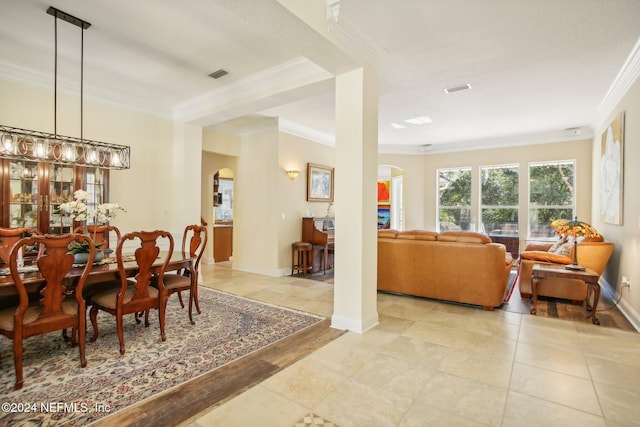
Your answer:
591,75 -> 640,327
278,132 -> 334,272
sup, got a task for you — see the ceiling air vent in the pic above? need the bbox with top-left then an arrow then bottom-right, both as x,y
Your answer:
208,69 -> 228,79
444,83 -> 471,94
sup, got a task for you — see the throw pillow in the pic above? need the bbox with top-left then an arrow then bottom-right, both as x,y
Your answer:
552,242 -> 572,257
547,236 -> 568,253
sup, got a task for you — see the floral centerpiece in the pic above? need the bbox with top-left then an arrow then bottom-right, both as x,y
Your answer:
58,189 -> 125,260
551,217 -> 599,270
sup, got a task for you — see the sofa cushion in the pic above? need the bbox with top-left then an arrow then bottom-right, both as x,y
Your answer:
378,229 -> 398,239
396,230 -> 438,241
437,231 -> 491,244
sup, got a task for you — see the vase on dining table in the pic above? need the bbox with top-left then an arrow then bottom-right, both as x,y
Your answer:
73,250 -> 104,264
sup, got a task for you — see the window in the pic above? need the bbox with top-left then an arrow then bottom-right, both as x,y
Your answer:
480,164 -> 519,236
529,160 -> 575,238
85,168 -> 104,225
437,167 -> 471,231
215,178 -> 234,220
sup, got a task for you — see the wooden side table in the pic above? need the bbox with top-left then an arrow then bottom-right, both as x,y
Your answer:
531,263 -> 602,325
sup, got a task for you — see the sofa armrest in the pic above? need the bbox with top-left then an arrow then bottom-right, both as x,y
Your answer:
519,250 -> 571,264
505,252 -> 513,266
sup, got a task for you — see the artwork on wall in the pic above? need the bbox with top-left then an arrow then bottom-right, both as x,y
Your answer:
600,111 -> 624,225
307,163 -> 334,202
378,206 -> 390,229
377,181 -> 390,204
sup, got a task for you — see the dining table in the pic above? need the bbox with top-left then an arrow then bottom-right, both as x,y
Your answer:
0,252 -> 194,307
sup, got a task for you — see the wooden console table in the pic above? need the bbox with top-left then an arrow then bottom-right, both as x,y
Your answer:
530,263 -> 601,325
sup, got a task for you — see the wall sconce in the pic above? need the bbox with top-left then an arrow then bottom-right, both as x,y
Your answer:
286,170 -> 300,180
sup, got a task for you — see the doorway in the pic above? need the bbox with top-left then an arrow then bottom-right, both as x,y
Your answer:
213,168 -> 234,263
378,165 -> 404,231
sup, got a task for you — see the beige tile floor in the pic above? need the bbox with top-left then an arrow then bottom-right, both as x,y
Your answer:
187,263 -> 640,427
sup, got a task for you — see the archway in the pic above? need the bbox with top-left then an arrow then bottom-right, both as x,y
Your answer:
212,168 -> 234,263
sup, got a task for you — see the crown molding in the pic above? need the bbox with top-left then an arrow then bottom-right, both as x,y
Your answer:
0,60 -> 172,119
592,36 -> 640,131
172,57 -> 333,124
378,127 -> 594,155
326,4 -> 386,68
278,119 -> 335,146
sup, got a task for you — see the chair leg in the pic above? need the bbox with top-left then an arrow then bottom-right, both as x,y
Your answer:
13,333 -> 23,390
159,297 -> 167,342
301,250 -> 307,278
144,310 -> 150,327
188,286 -> 195,325
70,326 -> 78,346
177,291 -> 185,308
117,315 -> 125,355
193,276 -> 201,315
89,306 -> 100,342
78,312 -> 87,368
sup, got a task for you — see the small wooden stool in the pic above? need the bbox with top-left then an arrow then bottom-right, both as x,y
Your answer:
291,242 -> 313,277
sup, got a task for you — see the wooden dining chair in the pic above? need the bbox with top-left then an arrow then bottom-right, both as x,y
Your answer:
89,230 -> 173,355
162,224 -> 207,324
0,234 -> 95,389
73,224 -> 122,254
60,226 -> 122,343
0,227 -> 41,268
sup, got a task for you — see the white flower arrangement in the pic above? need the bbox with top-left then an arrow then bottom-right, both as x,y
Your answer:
58,189 -> 125,225
58,190 -> 89,221
92,202 -> 125,225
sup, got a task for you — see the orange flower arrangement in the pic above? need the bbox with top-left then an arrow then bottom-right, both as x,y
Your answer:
551,218 -> 599,238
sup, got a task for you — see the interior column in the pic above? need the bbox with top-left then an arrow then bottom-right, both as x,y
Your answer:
172,121 -> 203,234
332,66 -> 379,333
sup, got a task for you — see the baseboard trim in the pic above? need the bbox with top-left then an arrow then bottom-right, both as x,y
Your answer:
331,312 -> 379,334
600,278 -> 640,332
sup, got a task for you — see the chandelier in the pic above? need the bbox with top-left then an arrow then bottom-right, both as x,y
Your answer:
0,6 -> 130,170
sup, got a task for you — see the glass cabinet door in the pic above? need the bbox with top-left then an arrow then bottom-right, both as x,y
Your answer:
85,168 -> 105,225
8,160 -> 40,229
48,164 -> 75,234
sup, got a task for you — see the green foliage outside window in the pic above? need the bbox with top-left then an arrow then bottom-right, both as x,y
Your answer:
481,166 -> 519,233
529,162 -> 575,237
438,169 -> 471,230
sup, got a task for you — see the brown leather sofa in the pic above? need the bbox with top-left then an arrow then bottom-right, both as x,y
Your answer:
377,230 -> 514,310
517,236 -> 614,302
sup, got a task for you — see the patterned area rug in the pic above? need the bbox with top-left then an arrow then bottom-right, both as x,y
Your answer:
0,288 -> 324,426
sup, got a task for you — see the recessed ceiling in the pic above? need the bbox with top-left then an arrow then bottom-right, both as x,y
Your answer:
1,0 -> 639,153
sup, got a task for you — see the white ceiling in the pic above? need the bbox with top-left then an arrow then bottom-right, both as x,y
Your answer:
1,0 -> 640,153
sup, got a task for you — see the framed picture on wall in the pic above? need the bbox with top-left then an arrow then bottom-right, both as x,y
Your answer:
307,163 -> 334,202
600,111 -> 624,225
377,181 -> 390,204
378,206 -> 391,229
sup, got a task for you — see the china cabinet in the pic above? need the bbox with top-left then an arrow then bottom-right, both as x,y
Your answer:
1,159 -> 109,234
